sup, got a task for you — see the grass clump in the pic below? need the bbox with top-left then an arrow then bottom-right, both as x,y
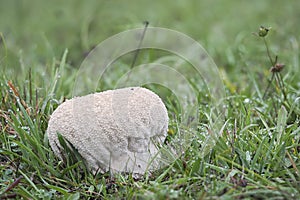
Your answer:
1,1 -> 300,199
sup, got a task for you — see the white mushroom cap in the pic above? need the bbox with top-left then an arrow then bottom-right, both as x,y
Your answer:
47,87 -> 168,174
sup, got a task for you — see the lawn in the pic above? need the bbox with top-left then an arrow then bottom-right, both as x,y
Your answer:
1,0 -> 300,199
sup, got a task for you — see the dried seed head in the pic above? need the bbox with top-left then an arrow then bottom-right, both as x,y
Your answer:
270,63 -> 285,73
258,26 -> 271,37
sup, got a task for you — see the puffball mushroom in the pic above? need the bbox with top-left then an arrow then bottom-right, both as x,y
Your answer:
47,87 -> 169,174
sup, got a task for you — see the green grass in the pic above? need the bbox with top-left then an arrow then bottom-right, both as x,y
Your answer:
1,0 -> 300,199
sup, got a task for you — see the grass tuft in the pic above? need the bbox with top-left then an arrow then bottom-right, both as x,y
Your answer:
1,1 -> 300,199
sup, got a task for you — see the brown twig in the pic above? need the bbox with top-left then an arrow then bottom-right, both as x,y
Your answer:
3,176 -> 23,193
7,81 -> 30,114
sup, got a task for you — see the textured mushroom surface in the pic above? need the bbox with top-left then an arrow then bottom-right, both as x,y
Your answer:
47,87 -> 169,174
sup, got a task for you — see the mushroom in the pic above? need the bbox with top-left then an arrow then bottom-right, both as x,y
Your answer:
47,87 -> 169,174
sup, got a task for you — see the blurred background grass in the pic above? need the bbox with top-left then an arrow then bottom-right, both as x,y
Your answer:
0,0 -> 300,98
1,0 -> 299,68
0,0 -> 299,105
